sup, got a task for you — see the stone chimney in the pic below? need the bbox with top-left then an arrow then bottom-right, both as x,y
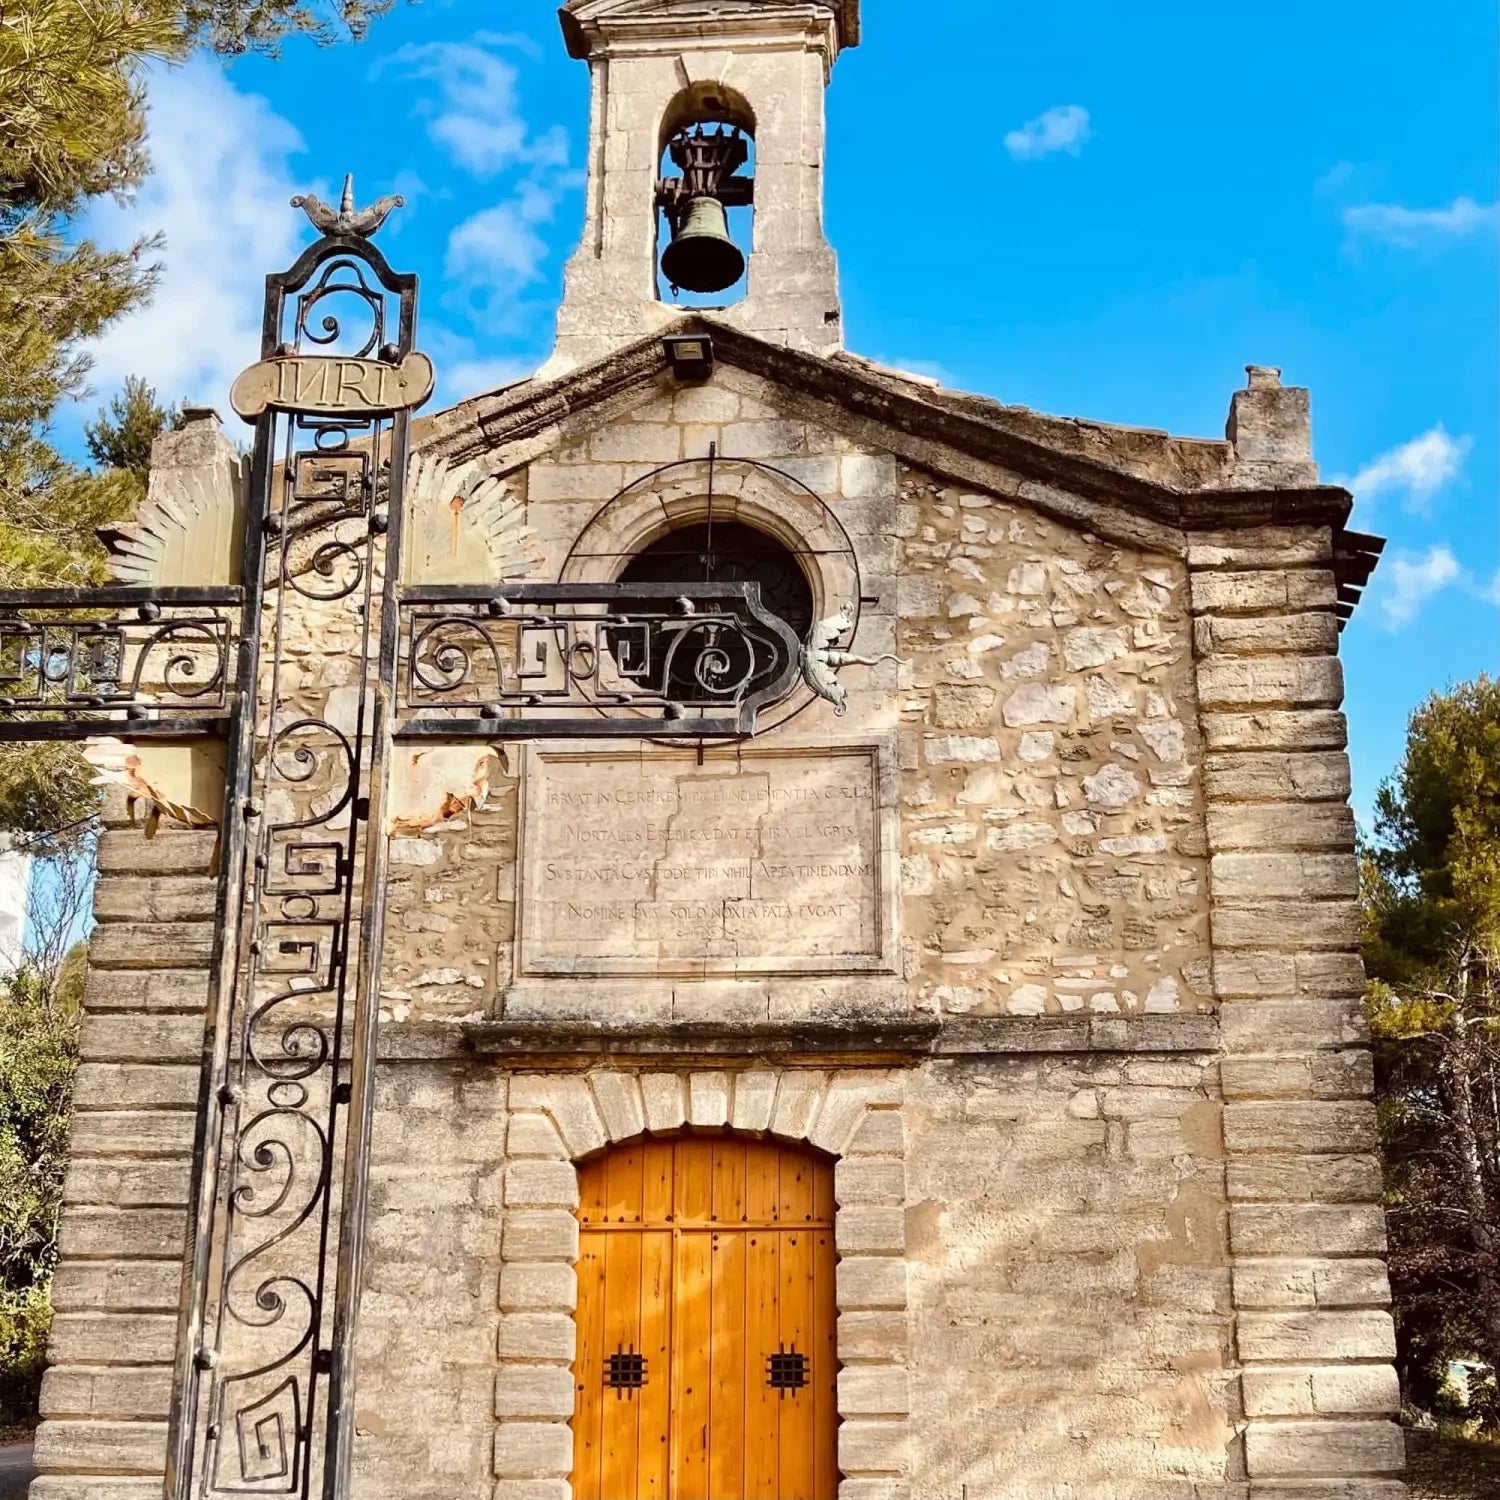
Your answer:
541,0 -> 859,377
1225,365 -> 1319,489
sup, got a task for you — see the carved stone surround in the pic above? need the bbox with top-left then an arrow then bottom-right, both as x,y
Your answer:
493,1068 -> 912,1500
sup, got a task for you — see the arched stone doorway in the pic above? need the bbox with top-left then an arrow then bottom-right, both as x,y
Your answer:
570,1131 -> 839,1500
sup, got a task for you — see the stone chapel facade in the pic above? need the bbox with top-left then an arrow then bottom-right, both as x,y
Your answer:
33,3 -> 1404,1499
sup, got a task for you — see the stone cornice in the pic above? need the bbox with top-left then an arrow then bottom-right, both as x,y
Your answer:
559,0 -> 858,60
418,316 -> 1357,551
376,1013 -> 1220,1064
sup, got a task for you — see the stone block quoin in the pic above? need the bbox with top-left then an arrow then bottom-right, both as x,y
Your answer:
32,790 -> 215,1500
1191,527 -> 1405,1494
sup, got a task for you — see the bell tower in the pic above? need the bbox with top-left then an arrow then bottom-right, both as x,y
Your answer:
543,0 -> 859,376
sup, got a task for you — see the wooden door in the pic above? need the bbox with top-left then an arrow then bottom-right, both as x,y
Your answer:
571,1133 -> 839,1500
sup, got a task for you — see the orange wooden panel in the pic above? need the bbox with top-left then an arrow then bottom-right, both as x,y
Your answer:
642,1137 -> 675,1226
637,1229 -> 673,1500
605,1141 -> 645,1225
570,1229 -> 608,1500
675,1136 -> 715,1224
711,1138 -> 748,1225
673,1229 -> 713,1499
811,1222 -> 840,1500
572,1133 -> 839,1500
744,1139 -> 781,1223
599,1228 -> 644,1500
779,1143 -> 816,1225
578,1154 -> 609,1229
707,1227 -> 747,1498
743,1226 -> 780,1499
778,1224 -> 816,1499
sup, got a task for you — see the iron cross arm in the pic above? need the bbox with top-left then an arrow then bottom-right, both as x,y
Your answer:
395,579 -> 805,740
0,585 -> 244,740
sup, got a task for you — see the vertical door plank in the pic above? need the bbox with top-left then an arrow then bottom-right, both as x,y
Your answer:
578,1155 -> 608,1230
744,1179 -> 781,1497
778,1221 -> 816,1500
708,1224 -> 746,1499
599,1226 -> 644,1500
570,1227 -> 607,1500
605,1140 -> 645,1225
674,1229 -> 714,1500
711,1137 -> 748,1225
636,1228 -> 673,1500
745,1138 -> 780,1223
642,1136 -> 675,1225
676,1135 -> 714,1224
812,1219 -> 840,1500
779,1142 -> 816,1226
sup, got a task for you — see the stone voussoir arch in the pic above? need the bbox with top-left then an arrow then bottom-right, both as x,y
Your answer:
493,1066 -> 914,1500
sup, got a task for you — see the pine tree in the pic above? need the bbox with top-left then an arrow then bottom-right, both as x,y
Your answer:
1,0 -> 396,563
1365,676 -> 1500,1420
84,376 -> 179,488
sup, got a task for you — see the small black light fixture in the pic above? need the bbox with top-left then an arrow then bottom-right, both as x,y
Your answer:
663,333 -> 715,382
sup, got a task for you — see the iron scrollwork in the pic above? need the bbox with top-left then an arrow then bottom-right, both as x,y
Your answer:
0,587 -> 239,737
397,581 -> 803,739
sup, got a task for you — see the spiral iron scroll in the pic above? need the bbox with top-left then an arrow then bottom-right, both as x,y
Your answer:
396,582 -> 804,739
0,604 -> 234,718
0,206 -> 822,1500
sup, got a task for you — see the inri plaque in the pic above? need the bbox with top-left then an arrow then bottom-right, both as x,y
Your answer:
518,744 -> 894,976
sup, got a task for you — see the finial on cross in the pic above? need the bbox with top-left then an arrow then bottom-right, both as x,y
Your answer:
289,172 -> 405,239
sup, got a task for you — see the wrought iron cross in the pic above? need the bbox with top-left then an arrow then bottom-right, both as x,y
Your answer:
0,181 -> 816,1500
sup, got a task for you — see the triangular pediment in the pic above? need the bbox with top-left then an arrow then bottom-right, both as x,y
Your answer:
416,316 -> 1353,558
560,0 -> 859,55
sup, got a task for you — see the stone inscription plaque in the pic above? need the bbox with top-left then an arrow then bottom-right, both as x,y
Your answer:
519,744 -> 893,976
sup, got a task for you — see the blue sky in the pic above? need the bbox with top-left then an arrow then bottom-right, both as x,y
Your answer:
69,0 -> 1497,824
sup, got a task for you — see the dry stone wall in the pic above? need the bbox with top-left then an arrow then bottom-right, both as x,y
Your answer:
894,464 -> 1211,1022
905,1054 -> 1234,1499
381,370 -> 1212,1032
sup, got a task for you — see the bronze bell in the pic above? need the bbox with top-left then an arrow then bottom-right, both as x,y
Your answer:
661,196 -> 745,295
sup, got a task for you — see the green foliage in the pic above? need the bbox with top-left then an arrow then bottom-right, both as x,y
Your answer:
0,375 -> 176,846
182,0 -> 397,55
1370,674 -> 1500,971
1364,675 -> 1500,1419
1,0 -> 398,542
0,745 -> 98,852
85,376 -> 179,488
0,964 -> 82,1430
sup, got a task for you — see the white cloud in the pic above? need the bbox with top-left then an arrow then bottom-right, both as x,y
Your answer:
1340,425 -> 1472,514
1004,105 -> 1091,161
420,325 -> 540,404
1378,546 -> 1463,629
863,354 -> 958,388
80,59 -> 309,408
376,38 -> 567,177
446,184 -> 558,293
1315,161 -> 1358,195
1343,195 -> 1498,248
